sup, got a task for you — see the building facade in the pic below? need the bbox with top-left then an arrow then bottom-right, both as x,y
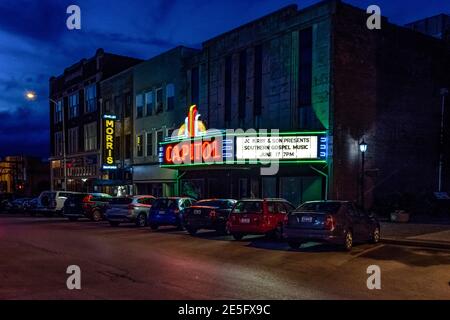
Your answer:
49,49 -> 142,192
158,1 -> 450,211
0,156 -> 49,197
132,46 -> 198,197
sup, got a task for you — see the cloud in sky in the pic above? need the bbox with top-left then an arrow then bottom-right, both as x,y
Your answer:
0,0 -> 449,158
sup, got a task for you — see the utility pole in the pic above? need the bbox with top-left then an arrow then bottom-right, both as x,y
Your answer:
438,88 -> 448,192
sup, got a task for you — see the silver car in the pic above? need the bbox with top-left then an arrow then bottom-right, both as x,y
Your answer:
106,195 -> 156,227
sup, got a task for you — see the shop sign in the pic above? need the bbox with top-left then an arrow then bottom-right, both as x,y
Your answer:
102,114 -> 117,170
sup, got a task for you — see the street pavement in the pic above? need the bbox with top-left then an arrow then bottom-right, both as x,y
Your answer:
0,215 -> 449,300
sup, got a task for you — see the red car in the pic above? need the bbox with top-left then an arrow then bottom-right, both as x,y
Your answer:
228,198 -> 296,240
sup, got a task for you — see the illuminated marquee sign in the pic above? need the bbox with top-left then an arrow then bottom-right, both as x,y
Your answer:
161,105 -> 224,165
236,136 -> 320,160
159,106 -> 328,167
102,114 -> 117,170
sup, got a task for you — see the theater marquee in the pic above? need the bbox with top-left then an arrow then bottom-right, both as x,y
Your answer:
159,106 -> 328,168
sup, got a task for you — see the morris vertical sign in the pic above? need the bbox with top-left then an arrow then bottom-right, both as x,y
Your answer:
102,114 -> 117,170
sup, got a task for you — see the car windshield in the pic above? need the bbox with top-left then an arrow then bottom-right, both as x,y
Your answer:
295,202 -> 342,214
232,201 -> 263,214
152,199 -> 179,210
194,200 -> 233,209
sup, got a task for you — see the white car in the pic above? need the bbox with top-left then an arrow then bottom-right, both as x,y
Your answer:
36,191 -> 80,215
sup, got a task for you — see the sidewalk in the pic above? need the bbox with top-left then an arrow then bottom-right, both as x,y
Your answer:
381,222 -> 450,250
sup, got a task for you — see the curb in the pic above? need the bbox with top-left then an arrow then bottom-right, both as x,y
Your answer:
381,238 -> 450,250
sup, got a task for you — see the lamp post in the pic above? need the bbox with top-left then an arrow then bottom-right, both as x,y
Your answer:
25,91 -> 67,191
438,88 -> 448,192
359,140 -> 368,209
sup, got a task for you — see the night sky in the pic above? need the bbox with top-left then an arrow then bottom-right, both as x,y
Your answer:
0,0 -> 448,159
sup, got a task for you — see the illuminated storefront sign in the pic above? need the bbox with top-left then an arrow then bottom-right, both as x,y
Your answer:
102,114 -> 117,170
159,106 -> 328,167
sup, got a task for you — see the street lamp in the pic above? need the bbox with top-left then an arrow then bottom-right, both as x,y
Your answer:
25,91 -> 67,191
359,139 -> 368,209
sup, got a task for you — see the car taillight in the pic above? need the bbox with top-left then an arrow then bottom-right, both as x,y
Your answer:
209,210 -> 216,218
82,195 -> 92,203
324,215 -> 336,231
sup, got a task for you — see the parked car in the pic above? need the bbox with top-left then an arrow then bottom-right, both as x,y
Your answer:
184,199 -> 237,235
37,191 -> 80,215
228,198 -> 296,241
283,201 -> 381,251
106,195 -> 156,227
63,193 -> 112,222
24,197 -> 39,213
9,198 -> 32,213
0,193 -> 15,213
148,197 -> 195,230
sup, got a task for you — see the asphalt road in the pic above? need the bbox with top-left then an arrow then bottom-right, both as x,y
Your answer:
0,215 -> 449,300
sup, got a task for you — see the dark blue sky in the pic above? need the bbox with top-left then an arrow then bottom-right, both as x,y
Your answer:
0,0 -> 449,159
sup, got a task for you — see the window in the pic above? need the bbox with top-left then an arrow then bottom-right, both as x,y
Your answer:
68,94 -> 79,119
238,50 -> 247,121
136,94 -> 144,118
54,131 -> 63,156
85,85 -> 97,113
136,134 -> 143,157
191,67 -> 199,106
68,127 -> 78,154
114,95 -> 122,116
155,88 -> 163,114
145,91 -> 153,116
224,56 -> 232,123
124,93 -> 132,118
125,134 -> 131,159
104,99 -> 113,114
114,136 -> 121,159
54,100 -> 63,123
146,132 -> 153,157
166,84 -> 175,111
84,122 -> 97,151
254,45 -> 263,117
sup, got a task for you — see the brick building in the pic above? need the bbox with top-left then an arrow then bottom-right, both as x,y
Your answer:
160,0 -> 450,211
49,49 -> 142,192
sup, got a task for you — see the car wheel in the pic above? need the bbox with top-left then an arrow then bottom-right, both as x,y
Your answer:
232,234 -> 244,241
68,217 -> 78,222
370,227 -> 381,244
343,230 -> 353,251
288,241 -> 302,249
109,221 -> 120,227
91,210 -> 102,222
135,213 -> 147,227
187,227 -> 198,235
150,224 -> 159,230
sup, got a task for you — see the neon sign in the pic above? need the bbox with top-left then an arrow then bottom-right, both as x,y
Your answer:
102,114 -> 117,170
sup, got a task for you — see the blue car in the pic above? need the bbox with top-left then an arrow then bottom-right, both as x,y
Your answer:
148,197 -> 195,230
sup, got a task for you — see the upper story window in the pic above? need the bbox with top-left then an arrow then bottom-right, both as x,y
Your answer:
136,94 -> 144,118
85,84 -> 97,113
145,91 -> 153,116
124,93 -> 132,118
68,127 -> 78,154
54,100 -> 63,124
104,99 -> 113,114
166,84 -> 175,111
155,88 -> 163,114
54,131 -> 63,156
68,93 -> 79,119
84,122 -> 97,151
146,132 -> 153,157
